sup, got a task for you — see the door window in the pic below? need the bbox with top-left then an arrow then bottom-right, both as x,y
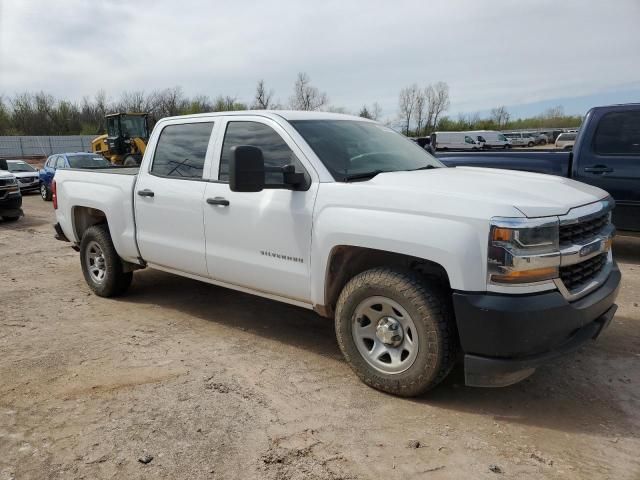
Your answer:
593,111 -> 640,155
219,121 -> 307,185
464,136 -> 475,144
55,157 -> 66,168
150,122 -> 214,179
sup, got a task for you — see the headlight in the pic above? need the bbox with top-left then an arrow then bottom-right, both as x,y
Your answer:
488,217 -> 560,285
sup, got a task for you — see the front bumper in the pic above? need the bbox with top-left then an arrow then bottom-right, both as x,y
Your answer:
453,263 -> 621,387
0,193 -> 23,217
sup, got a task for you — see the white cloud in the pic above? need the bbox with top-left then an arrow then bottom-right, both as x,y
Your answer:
1,0 -> 638,119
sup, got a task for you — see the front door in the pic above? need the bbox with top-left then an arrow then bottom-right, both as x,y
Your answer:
134,120 -> 215,276
203,117 -> 317,303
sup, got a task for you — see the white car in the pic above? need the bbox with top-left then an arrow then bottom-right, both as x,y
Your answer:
52,110 -> 620,396
555,132 -> 577,150
0,159 -> 40,193
504,132 -> 536,147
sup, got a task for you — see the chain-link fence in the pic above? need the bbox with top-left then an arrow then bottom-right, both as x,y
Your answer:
0,136 -> 98,158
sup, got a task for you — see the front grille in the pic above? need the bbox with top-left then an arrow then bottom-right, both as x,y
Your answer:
0,178 -> 11,186
18,177 -> 36,183
559,212 -> 609,245
560,253 -> 607,291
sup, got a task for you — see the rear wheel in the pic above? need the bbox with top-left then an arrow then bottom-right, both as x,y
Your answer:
80,225 -> 132,297
527,141 -> 534,147
335,267 -> 457,397
40,183 -> 52,201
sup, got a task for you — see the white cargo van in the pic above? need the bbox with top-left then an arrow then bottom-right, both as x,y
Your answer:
431,132 -> 481,150
468,130 -> 512,149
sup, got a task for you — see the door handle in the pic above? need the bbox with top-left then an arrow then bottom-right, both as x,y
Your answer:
584,165 -> 613,174
137,189 -> 155,197
206,197 -> 230,206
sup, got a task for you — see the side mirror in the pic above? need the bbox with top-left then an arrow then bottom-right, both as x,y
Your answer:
229,145 -> 265,192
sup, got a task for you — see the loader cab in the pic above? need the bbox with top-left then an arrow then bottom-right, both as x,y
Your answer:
106,113 -> 149,154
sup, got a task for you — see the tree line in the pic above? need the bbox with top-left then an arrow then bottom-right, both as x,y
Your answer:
0,73 -> 582,136
397,83 -> 582,136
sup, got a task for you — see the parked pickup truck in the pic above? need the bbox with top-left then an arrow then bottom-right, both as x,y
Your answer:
439,104 -> 640,232
53,111 -> 620,396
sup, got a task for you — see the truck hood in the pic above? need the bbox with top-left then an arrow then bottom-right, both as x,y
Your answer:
371,166 -> 608,217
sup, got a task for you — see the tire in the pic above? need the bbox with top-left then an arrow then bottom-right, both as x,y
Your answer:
527,141 -> 534,147
123,155 -> 138,167
80,224 -> 132,297
2,216 -> 20,222
335,267 -> 457,397
41,183 -> 52,201
540,139 -> 547,146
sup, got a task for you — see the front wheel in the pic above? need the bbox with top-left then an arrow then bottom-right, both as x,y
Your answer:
335,268 -> 457,397
2,216 -> 20,222
40,183 -> 52,201
80,224 -> 132,297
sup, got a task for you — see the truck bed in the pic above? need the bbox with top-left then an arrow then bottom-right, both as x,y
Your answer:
437,151 -> 572,177
54,167 -> 140,263
67,166 -> 139,175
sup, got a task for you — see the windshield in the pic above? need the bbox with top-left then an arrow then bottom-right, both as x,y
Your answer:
290,120 -> 444,181
67,155 -> 111,168
120,115 -> 148,138
7,161 -> 36,172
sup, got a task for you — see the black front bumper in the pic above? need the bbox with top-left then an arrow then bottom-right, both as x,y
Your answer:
0,193 -> 23,218
453,264 -> 621,387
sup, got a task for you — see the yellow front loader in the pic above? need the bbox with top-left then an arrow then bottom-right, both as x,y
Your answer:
91,113 -> 149,166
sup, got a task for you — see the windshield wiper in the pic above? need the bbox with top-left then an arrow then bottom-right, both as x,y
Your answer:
343,170 -> 387,182
407,165 -> 437,171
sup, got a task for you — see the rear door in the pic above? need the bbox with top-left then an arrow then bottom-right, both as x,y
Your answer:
134,119 -> 216,276
574,109 -> 640,231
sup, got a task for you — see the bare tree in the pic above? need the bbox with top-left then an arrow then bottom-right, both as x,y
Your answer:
290,72 -> 328,111
429,81 -> 450,131
370,102 -> 382,121
543,105 -> 564,120
253,79 -> 276,109
414,90 -> 426,136
490,106 -> 510,128
398,84 -> 419,135
213,95 -> 247,112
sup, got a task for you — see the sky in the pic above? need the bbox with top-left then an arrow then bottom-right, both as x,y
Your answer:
1,0 -> 639,122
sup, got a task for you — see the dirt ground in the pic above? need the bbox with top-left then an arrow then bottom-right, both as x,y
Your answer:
1,195 -> 639,480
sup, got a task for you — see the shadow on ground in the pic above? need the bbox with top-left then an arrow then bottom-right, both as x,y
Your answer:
115,268 -> 637,439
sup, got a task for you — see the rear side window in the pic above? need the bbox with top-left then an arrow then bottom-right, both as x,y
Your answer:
55,157 -> 66,168
151,122 -> 214,179
218,121 -> 306,185
594,111 -> 640,155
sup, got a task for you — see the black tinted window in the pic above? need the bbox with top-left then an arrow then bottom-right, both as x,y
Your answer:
594,111 -> 640,155
151,122 -> 214,178
219,121 -> 305,184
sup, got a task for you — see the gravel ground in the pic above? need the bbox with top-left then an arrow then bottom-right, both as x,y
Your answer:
1,194 -> 639,480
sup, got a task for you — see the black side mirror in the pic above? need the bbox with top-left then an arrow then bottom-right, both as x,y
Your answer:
230,145 -> 265,192
282,164 -> 306,189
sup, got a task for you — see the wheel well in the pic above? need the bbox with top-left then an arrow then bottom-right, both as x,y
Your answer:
73,206 -> 107,241
321,246 -> 450,318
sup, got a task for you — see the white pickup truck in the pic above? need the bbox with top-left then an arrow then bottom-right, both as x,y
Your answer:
53,111 -> 621,396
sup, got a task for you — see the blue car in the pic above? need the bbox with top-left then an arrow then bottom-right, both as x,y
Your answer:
39,152 -> 111,201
